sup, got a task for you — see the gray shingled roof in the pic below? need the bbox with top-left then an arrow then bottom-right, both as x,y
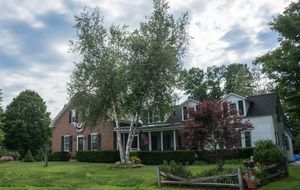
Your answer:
246,93 -> 278,117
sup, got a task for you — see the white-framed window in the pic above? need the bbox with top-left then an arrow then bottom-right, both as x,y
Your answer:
64,135 -> 70,152
91,133 -> 99,150
71,109 -> 76,123
77,135 -> 84,151
229,100 -> 245,117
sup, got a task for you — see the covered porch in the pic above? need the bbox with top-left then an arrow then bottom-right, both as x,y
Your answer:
115,124 -> 184,151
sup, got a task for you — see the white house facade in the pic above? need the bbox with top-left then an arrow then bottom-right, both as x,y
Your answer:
221,93 -> 292,161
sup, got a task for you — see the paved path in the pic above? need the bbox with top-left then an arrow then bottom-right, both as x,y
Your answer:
289,161 -> 300,167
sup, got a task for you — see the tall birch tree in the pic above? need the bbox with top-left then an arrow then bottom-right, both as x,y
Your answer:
68,0 -> 189,164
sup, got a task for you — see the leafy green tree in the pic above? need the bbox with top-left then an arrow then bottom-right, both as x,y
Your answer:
206,65 -> 225,100
69,8 -> 129,163
224,63 -> 254,97
180,68 -> 207,100
3,90 -> 51,157
0,89 -> 4,144
251,66 -> 275,95
254,1 -> 300,135
69,0 -> 189,163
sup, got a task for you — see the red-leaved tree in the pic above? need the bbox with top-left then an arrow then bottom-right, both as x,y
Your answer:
181,99 -> 252,169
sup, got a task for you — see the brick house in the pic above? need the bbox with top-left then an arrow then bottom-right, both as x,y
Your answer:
50,93 -> 294,161
50,102 -> 115,155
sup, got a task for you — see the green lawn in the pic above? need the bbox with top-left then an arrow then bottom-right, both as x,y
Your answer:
0,161 -> 299,190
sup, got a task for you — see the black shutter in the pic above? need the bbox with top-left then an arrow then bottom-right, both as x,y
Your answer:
97,134 -> 101,150
69,111 -> 72,123
61,136 -> 64,152
88,134 -> 91,150
69,136 -> 73,152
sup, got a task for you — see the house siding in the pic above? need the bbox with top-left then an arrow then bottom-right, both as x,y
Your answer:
51,108 -> 114,155
241,116 -> 275,147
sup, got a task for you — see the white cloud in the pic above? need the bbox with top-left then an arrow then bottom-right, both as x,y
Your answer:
0,30 -> 21,55
183,0 -> 294,69
0,0 -> 68,28
0,0 -> 296,118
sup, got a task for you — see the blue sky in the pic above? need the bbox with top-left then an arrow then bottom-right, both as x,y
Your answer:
0,0 -> 294,118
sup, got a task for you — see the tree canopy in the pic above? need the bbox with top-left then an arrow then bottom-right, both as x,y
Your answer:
254,0 -> 300,135
180,63 -> 258,100
3,90 -> 51,157
223,63 -> 254,97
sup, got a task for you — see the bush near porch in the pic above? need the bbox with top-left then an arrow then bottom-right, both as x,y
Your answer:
48,152 -> 71,161
76,150 -> 119,163
75,148 -> 253,164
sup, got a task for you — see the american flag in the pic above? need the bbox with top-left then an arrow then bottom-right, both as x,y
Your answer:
140,133 -> 149,145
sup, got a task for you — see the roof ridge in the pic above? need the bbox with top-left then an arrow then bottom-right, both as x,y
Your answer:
246,92 -> 277,98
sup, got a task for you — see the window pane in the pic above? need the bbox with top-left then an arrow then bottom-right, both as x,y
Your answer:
91,134 -> 98,150
64,136 -> 69,151
245,131 -> 251,147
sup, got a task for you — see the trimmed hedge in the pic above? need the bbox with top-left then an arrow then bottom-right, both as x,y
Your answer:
76,148 -> 253,165
133,151 -> 195,165
48,152 -> 71,161
76,151 -> 120,163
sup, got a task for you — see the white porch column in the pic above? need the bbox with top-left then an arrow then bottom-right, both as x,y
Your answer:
160,131 -> 164,151
148,131 -> 152,151
173,130 -> 177,150
137,133 -> 140,151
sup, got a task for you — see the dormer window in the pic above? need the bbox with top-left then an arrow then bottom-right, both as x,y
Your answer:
238,100 -> 244,116
182,106 -> 188,121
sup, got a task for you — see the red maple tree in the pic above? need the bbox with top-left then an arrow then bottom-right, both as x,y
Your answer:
181,99 -> 252,169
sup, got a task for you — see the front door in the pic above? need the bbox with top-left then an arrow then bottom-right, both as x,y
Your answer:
77,136 -> 84,151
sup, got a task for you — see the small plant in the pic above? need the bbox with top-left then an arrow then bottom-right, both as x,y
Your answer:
160,160 -> 191,179
130,156 -> 142,164
0,156 -> 14,162
23,150 -> 35,162
243,156 -> 262,189
243,156 -> 255,170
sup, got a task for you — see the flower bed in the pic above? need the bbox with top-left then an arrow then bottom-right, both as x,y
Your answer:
0,156 -> 14,162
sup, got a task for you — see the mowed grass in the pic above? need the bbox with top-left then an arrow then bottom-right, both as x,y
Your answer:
0,161 -> 214,190
0,161 -> 299,190
259,166 -> 300,190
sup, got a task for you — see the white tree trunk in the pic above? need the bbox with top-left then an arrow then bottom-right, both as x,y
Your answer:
112,104 -> 125,164
125,114 -> 138,163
